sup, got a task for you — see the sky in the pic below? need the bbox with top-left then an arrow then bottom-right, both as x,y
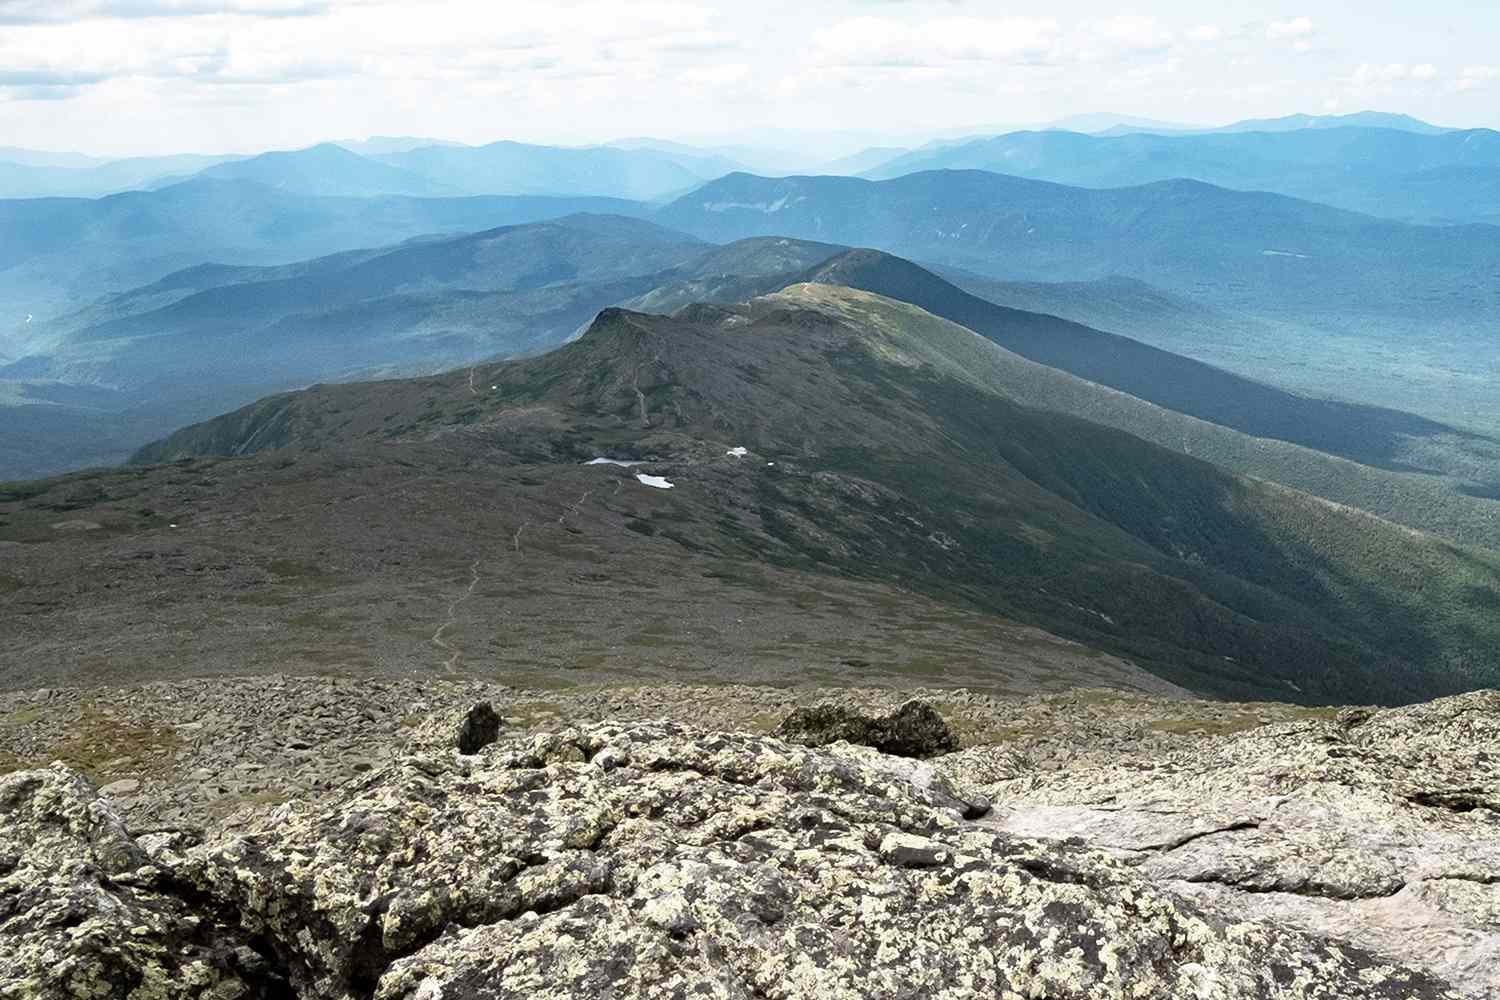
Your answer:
0,0 -> 1496,158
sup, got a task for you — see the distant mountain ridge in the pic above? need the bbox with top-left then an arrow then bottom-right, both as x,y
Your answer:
187,143 -> 459,197
1210,111 -> 1451,135
0,152 -> 246,200
372,140 -> 732,200
0,214 -> 703,477
657,169 -> 1500,315
0,178 -> 651,333
655,168 -> 1500,434
863,127 -> 1500,223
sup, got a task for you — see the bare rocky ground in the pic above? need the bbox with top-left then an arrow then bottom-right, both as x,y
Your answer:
3,676 -> 1498,997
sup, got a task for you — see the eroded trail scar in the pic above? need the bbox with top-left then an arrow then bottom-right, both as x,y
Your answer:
432,558 -> 482,673
558,489 -> 595,526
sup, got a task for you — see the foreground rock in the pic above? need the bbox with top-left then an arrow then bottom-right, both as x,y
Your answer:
963,689 -> 1500,998
774,697 -> 959,757
0,766 -> 278,999
1,715 -> 1474,999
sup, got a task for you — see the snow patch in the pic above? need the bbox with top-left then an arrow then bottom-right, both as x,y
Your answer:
636,474 -> 675,489
586,458 -> 643,467
726,446 -> 748,457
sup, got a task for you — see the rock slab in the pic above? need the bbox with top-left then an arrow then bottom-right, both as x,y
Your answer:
1,717 -> 1471,999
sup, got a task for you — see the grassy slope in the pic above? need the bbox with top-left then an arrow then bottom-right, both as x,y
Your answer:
124,289 -> 1500,704
774,270 -> 1500,552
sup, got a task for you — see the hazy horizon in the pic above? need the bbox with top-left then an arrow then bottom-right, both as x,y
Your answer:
1,0 -> 1497,158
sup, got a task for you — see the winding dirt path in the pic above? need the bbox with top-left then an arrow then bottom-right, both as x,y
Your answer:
431,558 -> 482,674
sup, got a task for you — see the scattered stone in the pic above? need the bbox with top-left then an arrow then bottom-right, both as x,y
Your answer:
776,697 -> 959,757
878,831 -> 952,867
98,778 -> 141,798
47,520 -> 102,532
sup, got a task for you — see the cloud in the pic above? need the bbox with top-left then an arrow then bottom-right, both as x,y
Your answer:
1455,65 -> 1499,92
1186,25 -> 1223,44
0,68 -> 111,86
1083,15 -> 1176,55
812,15 -> 1062,69
1266,16 -> 1315,40
0,84 -> 94,101
0,0 -> 738,101
1350,62 -> 1438,85
0,0 -> 333,22
1339,60 -> 1444,101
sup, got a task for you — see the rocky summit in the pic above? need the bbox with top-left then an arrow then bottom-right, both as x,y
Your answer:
2,682 -> 1498,999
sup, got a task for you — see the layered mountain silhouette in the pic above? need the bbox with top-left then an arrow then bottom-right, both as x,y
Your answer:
8,221 -> 1499,559
0,215 -> 700,478
658,171 -> 1500,317
1206,111 -> 1451,135
657,170 -> 1500,434
372,140 -> 731,200
0,226 -> 846,478
0,152 -> 244,200
863,128 -> 1500,224
0,139 -> 741,202
0,179 -> 649,334
15,215 -> 705,389
186,143 -> 459,198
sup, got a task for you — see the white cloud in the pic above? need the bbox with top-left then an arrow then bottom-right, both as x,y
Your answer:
812,15 -> 1063,68
0,0 -> 741,100
0,0 -> 333,22
0,1 -> 1493,155
1083,15 -> 1176,54
1351,62 -> 1434,85
1266,17 -> 1315,40
1453,65 -> 1498,92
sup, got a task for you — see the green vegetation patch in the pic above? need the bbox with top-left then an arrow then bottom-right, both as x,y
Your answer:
33,703 -> 184,784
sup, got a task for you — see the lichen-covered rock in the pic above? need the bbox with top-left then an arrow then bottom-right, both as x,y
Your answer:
973,689 -> 1500,997
0,766 -> 273,1000
0,711 -> 1485,999
177,722 -> 1459,999
775,698 -> 959,757
404,699 -> 506,757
